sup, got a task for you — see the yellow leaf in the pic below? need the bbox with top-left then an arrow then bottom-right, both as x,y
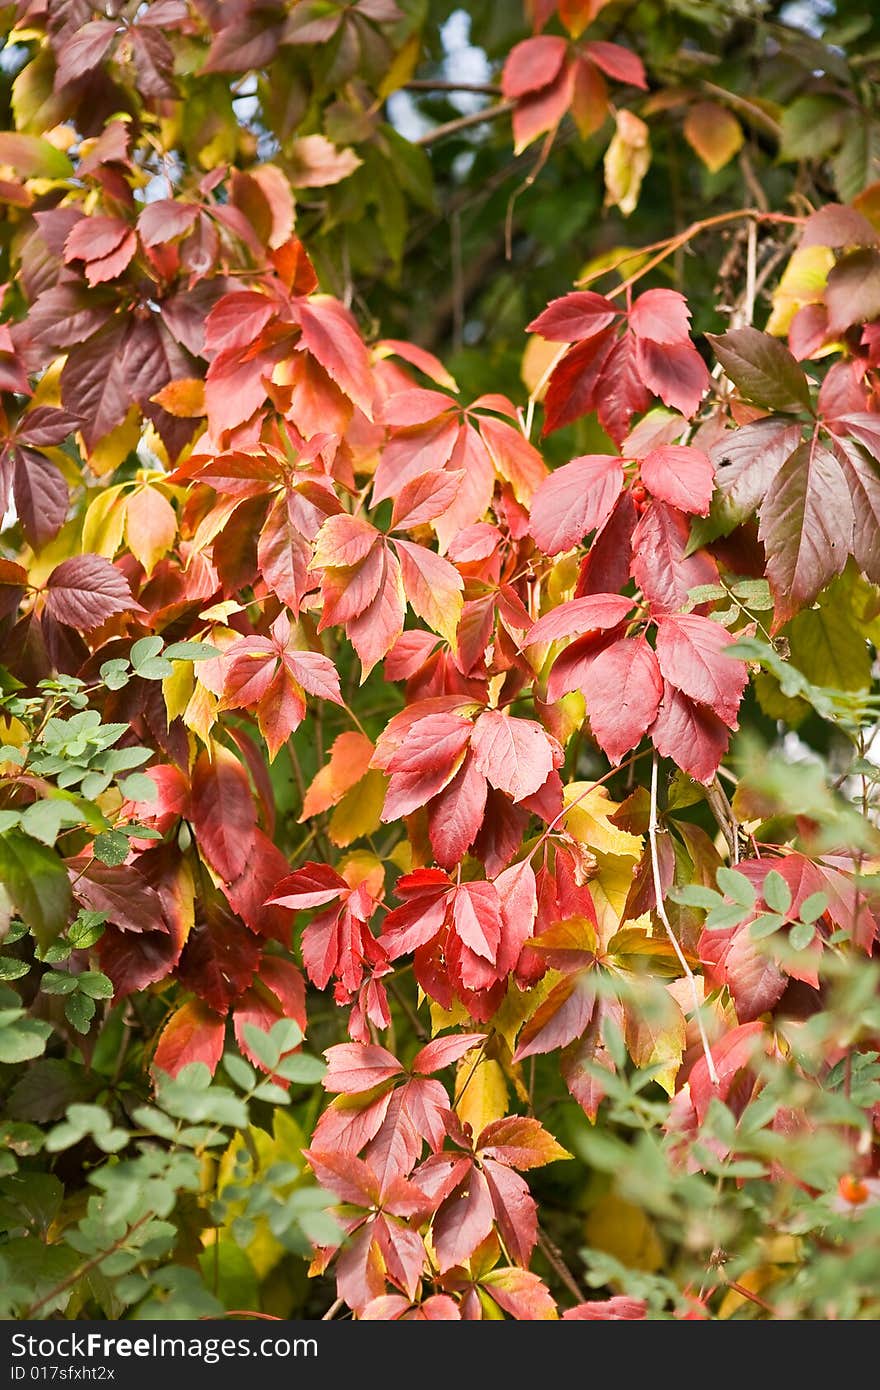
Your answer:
301,731 -> 374,819
82,485 -> 127,558
584,1192 -> 663,1271
683,101 -> 744,173
26,357 -> 63,408
379,33 -> 421,98
430,998 -> 471,1035
81,405 -> 141,477
622,978 -> 686,1095
151,377 -> 206,418
124,485 -> 177,576
604,110 -> 651,218
766,245 -> 834,337
162,660 -> 195,723
521,334 -> 562,401
455,1052 -> 508,1138
338,850 -> 385,900
329,768 -> 386,847
563,783 -> 643,859
183,681 -> 218,742
718,1265 -> 779,1319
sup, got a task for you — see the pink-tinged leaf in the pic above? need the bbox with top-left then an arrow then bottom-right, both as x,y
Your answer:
138,199 -> 200,246
382,388 -> 455,429
528,291 -> 618,342
268,861 -> 347,909
584,40 -> 647,89
482,1159 -> 537,1267
376,338 -> 459,391
640,445 -> 714,516
322,1042 -> 404,1094
649,683 -> 732,783
800,202 -> 879,249
204,292 -> 276,355
258,493 -> 313,612
529,455 -> 624,554
190,746 -> 257,884
564,1297 -> 646,1320
709,420 -> 802,535
382,894 -> 449,959
395,538 -> 463,646
334,1224 -> 386,1314
470,710 -> 557,803
689,1020 -> 765,1122
12,450 -> 69,550
829,437 -> 880,584
514,972 -> 596,1059
296,299 -> 374,419
482,1268 -> 557,1320
427,753 -> 489,869
67,861 -> 167,936
152,1000 -> 225,1078
311,1090 -> 393,1157
411,1032 -> 487,1075
452,882 -> 503,962
43,555 -> 137,631
346,547 -> 407,678
655,614 -> 747,724
635,338 -> 710,418
285,647 -> 343,704
757,440 -> 853,624
511,62 -> 575,153
582,635 -> 663,764
432,1167 -> 496,1272
313,513 -> 379,569
631,502 -> 719,614
478,414 -> 547,504
82,231 -> 137,286
385,713 -> 473,777
501,35 -> 568,99
542,329 -> 616,434
479,1116 -> 570,1170
54,19 -> 117,87
721,928 -> 787,1023
525,592 -> 633,647
63,215 -> 130,265
390,469 -> 464,531
364,1091 -> 423,1187
628,288 -> 692,344
494,858 -> 538,975
59,320 -> 131,450
824,248 -> 880,333
304,1149 -> 381,1208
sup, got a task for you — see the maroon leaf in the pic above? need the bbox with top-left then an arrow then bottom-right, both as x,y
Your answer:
43,555 -> 137,631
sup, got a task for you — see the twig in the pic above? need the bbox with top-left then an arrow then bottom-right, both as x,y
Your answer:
323,1297 -> 344,1320
505,124 -> 557,261
649,754 -> 719,1086
24,1212 -> 153,1318
417,100 -> 516,147
405,80 -> 502,96
537,1228 -> 587,1304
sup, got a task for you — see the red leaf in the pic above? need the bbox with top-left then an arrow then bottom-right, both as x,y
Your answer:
390,469 -> 464,531
11,449 -> 69,550
138,199 -> 200,246
582,635 -> 663,764
584,40 -> 647,89
176,908 -> 260,1014
689,1020 -> 765,1122
511,63 -> 576,153
431,1166 -> 496,1272
528,290 -> 618,342
59,320 -> 132,450
43,555 -> 137,631
67,860 -> 168,935
525,592 -> 633,647
630,502 -> 719,614
501,35 -> 568,98
655,613 -> 748,724
82,231 -> 138,287
478,1116 -> 570,1170
596,333 -> 652,444
635,337 -> 710,417
542,330 -> 615,434
411,1032 -> 487,1075
452,882 -> 503,963
482,1159 -> 537,1267
268,861 -> 347,910
63,215 -> 129,265
628,288 -> 693,344
54,19 -> 117,86
470,710 -> 557,803
190,745 -> 257,883
514,972 -> 596,1059
640,444 -> 714,516
529,455 -> 624,554
296,299 -> 374,418
153,1000 -> 225,1078
649,683 -> 732,783
322,1042 -> 405,1094
304,1149 -> 381,1209
564,1296 -> 647,1319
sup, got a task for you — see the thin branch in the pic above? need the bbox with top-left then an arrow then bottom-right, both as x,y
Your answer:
24,1212 -> 153,1318
405,79 -> 502,96
537,1228 -> 587,1305
322,1297 -> 344,1320
649,754 -> 719,1086
417,100 -> 515,147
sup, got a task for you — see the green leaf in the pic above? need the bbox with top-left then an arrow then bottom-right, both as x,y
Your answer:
669,884 -> 721,910
0,1018 -> 51,1064
67,910 -> 107,949
0,831 -> 72,950
222,1054 -> 256,1090
789,920 -> 816,950
799,891 -> 829,924
118,774 -> 158,802
92,830 -> 130,866
0,958 -> 29,980
164,641 -> 221,661
762,870 -> 792,915
707,328 -> 812,413
40,970 -> 77,995
65,993 -> 96,1034
273,1052 -> 326,1085
0,132 -> 74,178
77,971 -> 113,1000
749,912 -> 786,940
240,1024 -> 281,1071
99,659 -> 130,691
716,867 -> 757,908
130,636 -> 163,666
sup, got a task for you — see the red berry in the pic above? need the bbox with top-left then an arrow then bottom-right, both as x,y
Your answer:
838,1174 -> 869,1205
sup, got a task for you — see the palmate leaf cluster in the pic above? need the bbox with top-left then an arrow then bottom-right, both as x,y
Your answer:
1,0 -> 880,1321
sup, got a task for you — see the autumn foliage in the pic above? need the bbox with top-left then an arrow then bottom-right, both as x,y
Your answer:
2,0 -> 880,1323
